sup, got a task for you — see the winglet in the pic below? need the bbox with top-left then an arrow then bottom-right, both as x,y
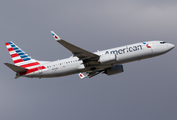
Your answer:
78,73 -> 86,79
51,31 -> 61,41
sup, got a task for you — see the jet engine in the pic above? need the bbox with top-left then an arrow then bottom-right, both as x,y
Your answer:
104,65 -> 124,75
98,54 -> 118,64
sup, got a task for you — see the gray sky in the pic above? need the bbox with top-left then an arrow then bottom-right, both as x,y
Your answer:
0,0 -> 177,120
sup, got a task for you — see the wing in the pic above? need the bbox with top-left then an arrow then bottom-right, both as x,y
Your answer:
51,31 -> 99,61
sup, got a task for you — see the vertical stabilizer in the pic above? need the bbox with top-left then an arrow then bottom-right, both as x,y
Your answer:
5,41 -> 41,69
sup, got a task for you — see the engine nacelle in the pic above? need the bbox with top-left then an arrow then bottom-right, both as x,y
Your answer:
104,65 -> 124,75
98,54 -> 118,64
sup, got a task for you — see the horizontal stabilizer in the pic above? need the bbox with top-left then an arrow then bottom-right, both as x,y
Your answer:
4,63 -> 28,73
15,75 -> 20,79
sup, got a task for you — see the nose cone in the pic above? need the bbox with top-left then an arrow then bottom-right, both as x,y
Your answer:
168,43 -> 175,50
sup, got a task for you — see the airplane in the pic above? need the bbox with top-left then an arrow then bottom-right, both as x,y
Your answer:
4,31 -> 175,79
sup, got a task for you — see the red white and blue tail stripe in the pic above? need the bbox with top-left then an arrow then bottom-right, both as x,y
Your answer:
5,41 -> 41,68
4,41 -> 48,77
5,41 -> 48,78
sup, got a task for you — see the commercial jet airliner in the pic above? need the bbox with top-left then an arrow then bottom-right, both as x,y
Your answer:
4,31 -> 175,79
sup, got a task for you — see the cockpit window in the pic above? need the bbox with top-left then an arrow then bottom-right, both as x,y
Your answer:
160,42 -> 167,44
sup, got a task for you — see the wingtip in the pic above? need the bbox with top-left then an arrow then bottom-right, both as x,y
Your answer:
4,63 -> 9,66
50,31 -> 54,35
51,31 -> 61,41
78,73 -> 86,79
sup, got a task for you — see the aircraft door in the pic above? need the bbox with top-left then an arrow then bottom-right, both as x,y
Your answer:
38,66 -> 43,74
151,42 -> 156,53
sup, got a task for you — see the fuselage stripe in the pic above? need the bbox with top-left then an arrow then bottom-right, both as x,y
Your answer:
19,66 -> 46,76
20,62 -> 40,68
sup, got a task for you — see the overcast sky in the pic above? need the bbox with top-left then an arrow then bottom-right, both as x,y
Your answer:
0,0 -> 177,120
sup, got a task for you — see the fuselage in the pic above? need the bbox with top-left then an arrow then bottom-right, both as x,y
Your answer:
23,41 -> 174,78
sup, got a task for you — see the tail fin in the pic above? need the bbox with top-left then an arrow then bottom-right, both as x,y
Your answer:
5,41 -> 41,69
